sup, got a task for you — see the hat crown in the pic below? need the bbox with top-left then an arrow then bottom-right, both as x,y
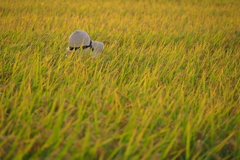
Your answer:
68,30 -> 90,47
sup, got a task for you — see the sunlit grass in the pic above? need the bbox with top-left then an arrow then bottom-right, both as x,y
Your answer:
0,0 -> 239,159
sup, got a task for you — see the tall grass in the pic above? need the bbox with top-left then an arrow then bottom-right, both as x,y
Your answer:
0,0 -> 239,159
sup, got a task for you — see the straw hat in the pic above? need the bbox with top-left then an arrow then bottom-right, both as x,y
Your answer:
66,30 -> 104,56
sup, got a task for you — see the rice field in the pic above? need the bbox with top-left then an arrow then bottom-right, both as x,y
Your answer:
0,0 -> 240,159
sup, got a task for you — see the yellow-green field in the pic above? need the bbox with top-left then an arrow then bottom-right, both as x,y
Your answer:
1,0 -> 240,159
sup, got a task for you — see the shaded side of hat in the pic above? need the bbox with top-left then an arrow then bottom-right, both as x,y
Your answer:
92,41 -> 104,56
